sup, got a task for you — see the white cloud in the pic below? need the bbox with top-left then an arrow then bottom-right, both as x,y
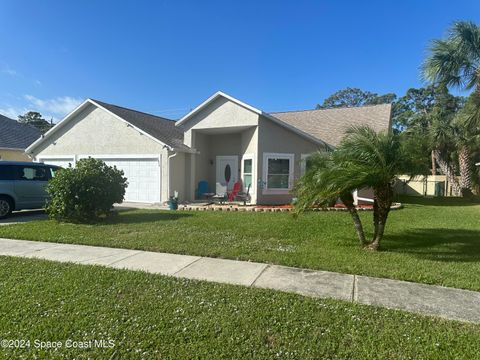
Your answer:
24,95 -> 83,117
0,106 -> 26,120
0,95 -> 82,123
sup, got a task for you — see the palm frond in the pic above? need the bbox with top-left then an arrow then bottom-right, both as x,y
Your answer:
422,21 -> 480,91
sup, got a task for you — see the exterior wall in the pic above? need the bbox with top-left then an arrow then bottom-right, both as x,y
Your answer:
0,149 -> 31,161
169,152 -> 187,202
191,129 -> 257,201
182,98 -> 260,202
182,97 -> 259,148
32,104 -> 172,203
181,99 -> 325,204
240,127 -> 258,203
193,132 -> 211,191
256,115 -> 326,204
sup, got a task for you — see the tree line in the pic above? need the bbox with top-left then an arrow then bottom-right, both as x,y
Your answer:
315,21 -> 480,197
295,21 -> 480,251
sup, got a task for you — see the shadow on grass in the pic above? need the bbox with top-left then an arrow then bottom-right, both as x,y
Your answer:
396,195 -> 480,207
105,210 -> 193,224
385,228 -> 480,262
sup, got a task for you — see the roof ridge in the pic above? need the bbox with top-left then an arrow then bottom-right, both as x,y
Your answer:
270,103 -> 392,114
90,99 -> 176,123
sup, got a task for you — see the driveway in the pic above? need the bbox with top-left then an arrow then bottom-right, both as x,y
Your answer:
0,210 -> 48,225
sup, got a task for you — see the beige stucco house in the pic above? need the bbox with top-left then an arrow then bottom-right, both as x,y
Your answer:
26,92 -> 392,205
0,114 -> 41,161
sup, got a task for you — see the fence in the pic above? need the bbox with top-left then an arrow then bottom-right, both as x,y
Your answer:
394,175 -> 460,197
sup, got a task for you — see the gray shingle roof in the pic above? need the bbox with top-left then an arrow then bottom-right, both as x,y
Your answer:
0,114 -> 42,149
91,99 -> 189,151
270,104 -> 392,147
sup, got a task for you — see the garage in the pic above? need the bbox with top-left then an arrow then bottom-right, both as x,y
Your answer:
98,157 -> 161,203
26,99 -> 191,205
39,156 -> 161,203
39,157 -> 75,169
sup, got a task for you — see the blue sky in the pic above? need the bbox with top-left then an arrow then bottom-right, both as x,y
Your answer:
0,0 -> 479,121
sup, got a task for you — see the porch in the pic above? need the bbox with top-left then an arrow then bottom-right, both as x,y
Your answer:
188,126 -> 257,203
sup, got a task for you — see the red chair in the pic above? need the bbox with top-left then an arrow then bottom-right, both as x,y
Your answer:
228,181 -> 242,202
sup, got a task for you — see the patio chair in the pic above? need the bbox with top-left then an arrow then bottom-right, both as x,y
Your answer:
197,180 -> 214,200
227,181 -> 242,202
236,184 -> 251,205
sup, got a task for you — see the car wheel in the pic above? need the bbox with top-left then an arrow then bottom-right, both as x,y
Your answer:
0,196 -> 13,219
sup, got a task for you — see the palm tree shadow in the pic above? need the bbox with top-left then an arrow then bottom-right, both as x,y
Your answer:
397,195 -> 480,207
384,228 -> 480,262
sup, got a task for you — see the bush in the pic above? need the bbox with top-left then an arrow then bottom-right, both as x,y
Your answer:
46,158 -> 128,222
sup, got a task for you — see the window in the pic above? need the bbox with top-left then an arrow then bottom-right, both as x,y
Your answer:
48,166 -> 61,178
15,166 -> 49,181
300,154 -> 312,176
262,153 -> 294,194
241,155 -> 254,193
0,165 -> 15,181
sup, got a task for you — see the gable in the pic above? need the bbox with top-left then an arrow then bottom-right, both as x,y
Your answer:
32,104 -> 166,156
91,99 -> 187,150
180,96 -> 260,131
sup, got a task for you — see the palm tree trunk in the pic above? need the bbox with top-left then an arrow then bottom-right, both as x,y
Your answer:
433,150 -> 461,195
458,145 -> 473,197
372,198 -> 379,241
340,193 -> 367,246
366,185 -> 393,251
431,150 -> 437,175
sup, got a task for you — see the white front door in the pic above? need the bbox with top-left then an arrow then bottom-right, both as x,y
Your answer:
216,156 -> 238,195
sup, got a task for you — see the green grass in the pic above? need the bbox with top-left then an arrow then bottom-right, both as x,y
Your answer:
1,256 -> 479,359
1,196 -> 479,291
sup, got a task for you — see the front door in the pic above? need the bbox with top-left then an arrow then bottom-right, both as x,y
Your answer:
216,156 -> 238,195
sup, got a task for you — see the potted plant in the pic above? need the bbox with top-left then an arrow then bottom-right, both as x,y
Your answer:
167,191 -> 179,210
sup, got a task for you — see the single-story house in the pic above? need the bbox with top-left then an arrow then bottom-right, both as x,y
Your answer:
0,114 -> 42,161
26,92 -> 392,205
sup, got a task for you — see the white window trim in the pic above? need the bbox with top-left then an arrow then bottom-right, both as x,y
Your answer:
262,152 -> 294,195
241,153 -> 255,194
300,153 -> 311,176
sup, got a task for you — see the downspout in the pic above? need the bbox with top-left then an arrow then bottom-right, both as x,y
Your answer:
164,145 -> 177,200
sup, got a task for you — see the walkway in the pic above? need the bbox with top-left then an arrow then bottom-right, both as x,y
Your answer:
1,238 -> 479,324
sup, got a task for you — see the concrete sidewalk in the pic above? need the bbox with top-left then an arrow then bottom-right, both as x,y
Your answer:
1,238 -> 479,324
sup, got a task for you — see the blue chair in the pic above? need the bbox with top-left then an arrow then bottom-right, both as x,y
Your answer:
197,180 -> 210,199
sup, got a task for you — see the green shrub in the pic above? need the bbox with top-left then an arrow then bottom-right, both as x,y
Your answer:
46,158 -> 128,222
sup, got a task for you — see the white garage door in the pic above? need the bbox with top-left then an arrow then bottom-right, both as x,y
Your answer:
39,156 -> 161,203
40,158 -> 75,169
99,158 -> 161,203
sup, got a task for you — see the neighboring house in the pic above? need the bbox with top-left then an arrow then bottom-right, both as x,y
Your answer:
26,92 -> 392,205
0,114 -> 42,161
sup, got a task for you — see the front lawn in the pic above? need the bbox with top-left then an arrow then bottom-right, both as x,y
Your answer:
0,196 -> 479,291
1,256 -> 479,359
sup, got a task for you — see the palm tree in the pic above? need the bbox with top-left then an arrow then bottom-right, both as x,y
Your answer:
422,21 -> 480,196
294,152 -> 368,246
295,126 -> 426,251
